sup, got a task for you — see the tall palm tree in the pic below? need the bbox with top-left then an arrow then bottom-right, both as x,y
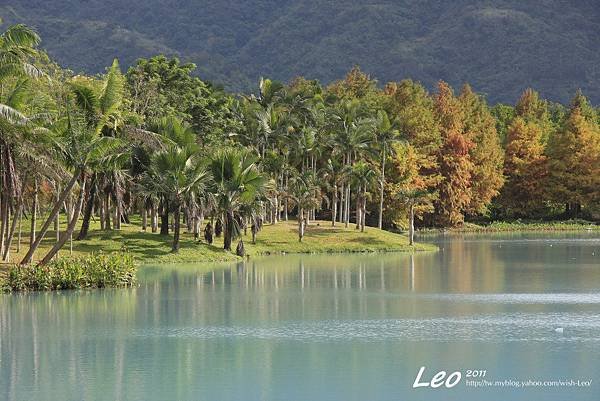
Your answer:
351,161 -> 377,232
144,144 -> 208,252
0,22 -> 41,80
396,189 -> 431,245
285,172 -> 324,242
21,111 -> 122,265
328,100 -> 375,227
321,158 -> 346,226
374,110 -> 400,229
72,59 -> 126,239
209,148 -> 265,251
0,22 -> 42,260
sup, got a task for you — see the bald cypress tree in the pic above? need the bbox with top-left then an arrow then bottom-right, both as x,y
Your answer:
497,89 -> 552,217
545,91 -> 600,217
499,117 -> 548,217
432,81 -> 473,226
459,84 -> 504,216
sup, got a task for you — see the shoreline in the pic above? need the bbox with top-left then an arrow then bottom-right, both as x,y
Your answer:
416,220 -> 599,235
1,219 -> 436,269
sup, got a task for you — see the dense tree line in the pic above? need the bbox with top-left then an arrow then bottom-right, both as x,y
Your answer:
1,23 -> 599,264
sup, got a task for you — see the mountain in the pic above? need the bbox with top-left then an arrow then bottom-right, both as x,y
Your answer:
2,0 -> 599,103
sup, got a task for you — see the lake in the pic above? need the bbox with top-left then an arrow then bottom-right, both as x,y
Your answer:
1,233 -> 599,401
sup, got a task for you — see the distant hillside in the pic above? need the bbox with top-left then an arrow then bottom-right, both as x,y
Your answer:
2,1 -> 599,103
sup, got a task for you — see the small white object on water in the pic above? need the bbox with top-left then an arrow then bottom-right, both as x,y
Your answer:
555,327 -> 564,333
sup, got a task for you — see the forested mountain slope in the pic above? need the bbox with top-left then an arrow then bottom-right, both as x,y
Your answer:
2,0 -> 599,103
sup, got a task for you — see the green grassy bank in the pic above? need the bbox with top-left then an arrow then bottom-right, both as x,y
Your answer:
1,217 -> 435,268
418,219 -> 599,234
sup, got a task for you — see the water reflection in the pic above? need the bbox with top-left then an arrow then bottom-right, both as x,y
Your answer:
1,232 -> 599,401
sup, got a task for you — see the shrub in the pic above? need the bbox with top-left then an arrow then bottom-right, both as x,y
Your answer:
1,252 -> 136,292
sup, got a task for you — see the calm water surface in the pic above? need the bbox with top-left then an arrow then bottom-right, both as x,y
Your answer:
1,232 -> 600,401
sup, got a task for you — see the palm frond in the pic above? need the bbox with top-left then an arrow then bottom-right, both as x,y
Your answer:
0,103 -> 27,124
99,59 -> 124,115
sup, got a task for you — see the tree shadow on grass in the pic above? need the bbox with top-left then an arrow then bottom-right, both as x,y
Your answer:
346,237 -> 388,246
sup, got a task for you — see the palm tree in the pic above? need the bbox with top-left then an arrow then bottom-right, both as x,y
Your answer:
321,158 -> 347,226
21,111 -> 123,265
396,189 -> 431,245
0,80 -> 31,261
0,22 -> 42,260
351,161 -> 377,232
285,172 -> 324,242
71,59 -> 126,239
138,117 -> 209,252
147,148 -> 208,252
374,110 -> 400,229
0,21 -> 41,80
328,100 -> 375,227
209,148 -> 265,251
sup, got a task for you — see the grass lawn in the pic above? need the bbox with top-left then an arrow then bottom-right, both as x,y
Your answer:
1,216 -> 435,267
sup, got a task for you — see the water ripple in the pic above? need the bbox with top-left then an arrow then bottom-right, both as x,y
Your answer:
133,312 -> 600,343
412,293 -> 600,304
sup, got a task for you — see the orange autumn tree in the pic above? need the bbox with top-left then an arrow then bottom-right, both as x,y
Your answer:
459,84 -> 504,216
500,118 -> 548,217
498,89 -> 551,217
382,80 -> 441,226
545,91 -> 600,217
433,81 -> 474,226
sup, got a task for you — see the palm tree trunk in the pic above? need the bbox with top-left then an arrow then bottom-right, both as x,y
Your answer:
30,178 -> 38,247
160,198 -> 169,235
224,210 -> 234,251
103,192 -> 111,230
141,205 -> 148,231
331,186 -> 337,226
151,203 -> 158,233
196,208 -> 204,240
54,184 -> 60,247
3,198 -> 24,261
345,185 -> 351,228
339,183 -> 344,223
355,184 -> 361,229
38,177 -> 86,265
17,203 -> 23,253
409,203 -> 415,246
172,203 -> 181,253
77,173 -> 97,240
361,186 -> 367,232
0,194 -> 7,259
21,169 -> 81,265
112,196 -> 119,230
378,146 -> 385,229
284,174 -> 289,221
99,195 -> 105,230
298,208 -> 304,242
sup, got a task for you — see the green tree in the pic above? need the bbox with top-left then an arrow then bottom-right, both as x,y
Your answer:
126,55 -> 234,144
373,110 -> 400,229
22,112 -> 123,265
143,127 -> 209,252
285,172 -> 324,242
209,148 -> 265,251
351,161 -> 377,232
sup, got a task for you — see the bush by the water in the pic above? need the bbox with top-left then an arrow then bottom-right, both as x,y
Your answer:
1,253 -> 136,292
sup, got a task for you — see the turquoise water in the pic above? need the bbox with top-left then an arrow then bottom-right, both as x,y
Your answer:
1,233 -> 600,401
